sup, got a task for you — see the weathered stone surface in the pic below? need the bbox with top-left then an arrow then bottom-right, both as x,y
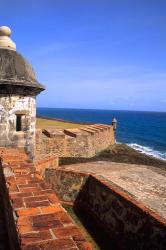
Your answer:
61,161 -> 166,219
0,95 -> 36,158
0,47 -> 45,159
0,49 -> 44,93
46,164 -> 166,249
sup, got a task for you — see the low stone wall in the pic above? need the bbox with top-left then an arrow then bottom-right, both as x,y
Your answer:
45,169 -> 166,250
36,124 -> 115,158
34,155 -> 59,177
45,169 -> 88,202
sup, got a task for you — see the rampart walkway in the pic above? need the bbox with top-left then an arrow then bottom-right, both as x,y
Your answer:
0,148 -> 92,250
61,161 -> 166,219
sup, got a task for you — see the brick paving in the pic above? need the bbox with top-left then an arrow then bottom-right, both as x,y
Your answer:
0,148 -> 93,250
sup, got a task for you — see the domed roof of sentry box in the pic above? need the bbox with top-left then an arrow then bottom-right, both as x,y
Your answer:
0,26 -> 45,94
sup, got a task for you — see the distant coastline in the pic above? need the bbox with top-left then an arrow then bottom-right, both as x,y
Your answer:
37,115 -> 166,169
37,107 -> 166,161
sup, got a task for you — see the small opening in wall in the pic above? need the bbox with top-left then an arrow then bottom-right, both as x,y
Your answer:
16,115 -> 22,131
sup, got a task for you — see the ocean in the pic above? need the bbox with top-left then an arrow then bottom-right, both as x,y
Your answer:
37,108 -> 166,160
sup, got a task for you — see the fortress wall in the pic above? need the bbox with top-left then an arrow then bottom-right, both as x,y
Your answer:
65,132 -> 90,157
36,124 -> 115,158
36,129 -> 66,157
45,169 -> 166,250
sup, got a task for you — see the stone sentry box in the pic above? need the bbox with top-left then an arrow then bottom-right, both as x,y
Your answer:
0,26 -> 45,159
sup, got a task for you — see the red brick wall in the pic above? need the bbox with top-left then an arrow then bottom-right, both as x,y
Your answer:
0,152 -> 93,250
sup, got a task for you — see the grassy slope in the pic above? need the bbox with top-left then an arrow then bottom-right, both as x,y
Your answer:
60,144 -> 166,170
36,117 -> 84,129
99,144 -> 166,168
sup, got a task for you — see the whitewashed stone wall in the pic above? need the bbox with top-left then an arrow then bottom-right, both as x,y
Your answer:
0,95 -> 36,159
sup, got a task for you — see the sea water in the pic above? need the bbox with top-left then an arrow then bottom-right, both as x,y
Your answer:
37,108 -> 166,160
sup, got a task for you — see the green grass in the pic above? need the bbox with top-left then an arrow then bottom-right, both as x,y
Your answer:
36,117 -> 84,130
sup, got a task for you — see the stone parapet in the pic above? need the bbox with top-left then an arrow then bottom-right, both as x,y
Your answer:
36,123 -> 115,158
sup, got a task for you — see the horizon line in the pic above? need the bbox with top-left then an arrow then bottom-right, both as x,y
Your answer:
37,107 -> 166,114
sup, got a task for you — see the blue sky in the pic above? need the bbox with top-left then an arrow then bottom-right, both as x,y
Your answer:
1,0 -> 166,111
